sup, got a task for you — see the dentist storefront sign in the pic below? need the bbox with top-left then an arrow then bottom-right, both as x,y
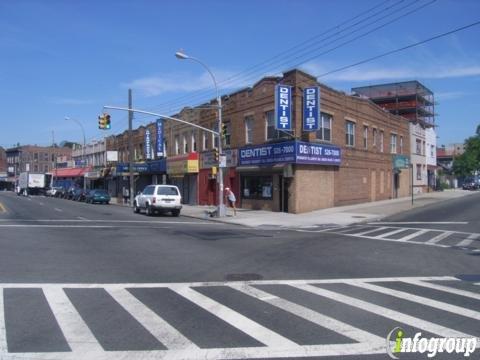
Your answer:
275,85 -> 292,130
303,87 -> 320,131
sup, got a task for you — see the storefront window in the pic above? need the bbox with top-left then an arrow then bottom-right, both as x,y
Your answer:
242,176 -> 273,199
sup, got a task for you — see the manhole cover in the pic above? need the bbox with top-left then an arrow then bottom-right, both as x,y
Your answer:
225,273 -> 263,281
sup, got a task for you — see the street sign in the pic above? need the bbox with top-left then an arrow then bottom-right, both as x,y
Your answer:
219,155 -> 227,168
393,155 -> 410,169
275,85 -> 292,130
303,87 -> 320,131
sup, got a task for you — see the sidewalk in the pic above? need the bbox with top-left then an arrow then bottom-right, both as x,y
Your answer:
181,189 -> 477,229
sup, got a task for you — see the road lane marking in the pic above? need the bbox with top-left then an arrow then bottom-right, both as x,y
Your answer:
77,217 -> 88,220
53,208 -> 63,212
0,289 -> 7,353
0,276 -> 457,290
229,284 -> 383,344
352,226 -> 388,236
107,288 -> 198,350
170,285 -> 298,348
402,279 -> 480,301
426,231 -> 454,244
457,233 -> 480,247
369,222 -> 469,225
374,228 -> 407,238
293,283 -> 474,339
344,280 -> 480,320
42,287 -> 102,353
0,202 -> 6,213
396,229 -> 428,241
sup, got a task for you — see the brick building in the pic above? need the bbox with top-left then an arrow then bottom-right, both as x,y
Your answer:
352,81 -> 436,193
6,145 -> 72,177
159,69 -> 411,213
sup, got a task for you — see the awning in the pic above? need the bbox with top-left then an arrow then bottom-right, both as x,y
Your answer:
51,167 -> 92,178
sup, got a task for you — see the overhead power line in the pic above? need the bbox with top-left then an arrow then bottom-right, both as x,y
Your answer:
316,19 -> 480,79
139,0 -> 429,117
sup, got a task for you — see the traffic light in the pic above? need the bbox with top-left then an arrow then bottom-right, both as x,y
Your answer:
98,114 -> 105,129
213,148 -> 219,162
104,114 -> 111,129
221,123 -> 228,138
98,113 -> 111,130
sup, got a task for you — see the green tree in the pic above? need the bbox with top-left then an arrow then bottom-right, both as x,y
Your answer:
453,127 -> 480,177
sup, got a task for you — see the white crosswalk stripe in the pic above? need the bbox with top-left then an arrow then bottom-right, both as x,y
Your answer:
0,276 -> 478,359
320,224 -> 480,252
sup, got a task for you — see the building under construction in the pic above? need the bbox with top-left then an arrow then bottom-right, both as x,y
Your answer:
352,80 -> 435,127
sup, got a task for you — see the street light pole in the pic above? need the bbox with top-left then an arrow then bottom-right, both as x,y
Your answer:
175,51 -> 225,217
65,117 -> 87,192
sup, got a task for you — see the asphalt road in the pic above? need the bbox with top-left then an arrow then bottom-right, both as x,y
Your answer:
0,191 -> 479,359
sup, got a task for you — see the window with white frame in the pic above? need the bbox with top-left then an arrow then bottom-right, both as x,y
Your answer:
224,121 -> 231,147
431,145 -> 434,157
373,128 -> 377,147
380,131 -> 384,152
266,111 -> 289,140
400,136 -> 404,154
315,112 -> 332,141
245,116 -> 254,144
363,126 -> 368,149
416,139 -> 422,155
192,131 -> 197,152
390,134 -> 397,154
174,135 -> 179,155
203,132 -> 208,151
183,133 -> 188,154
345,121 -> 355,146
416,164 -> 422,180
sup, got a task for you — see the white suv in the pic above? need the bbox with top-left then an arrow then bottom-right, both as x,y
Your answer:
133,185 -> 182,216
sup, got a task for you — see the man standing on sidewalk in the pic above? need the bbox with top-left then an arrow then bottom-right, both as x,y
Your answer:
225,187 -> 237,216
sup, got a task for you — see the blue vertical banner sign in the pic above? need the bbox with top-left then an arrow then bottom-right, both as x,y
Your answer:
275,84 -> 292,130
156,118 -> 164,157
144,129 -> 152,160
303,87 -> 320,131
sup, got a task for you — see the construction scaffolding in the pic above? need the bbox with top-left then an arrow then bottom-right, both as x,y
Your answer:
352,81 -> 435,127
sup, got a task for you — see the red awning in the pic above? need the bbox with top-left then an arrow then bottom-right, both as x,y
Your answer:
51,167 -> 92,178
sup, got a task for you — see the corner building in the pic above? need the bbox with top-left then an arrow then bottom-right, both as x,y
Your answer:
165,69 -> 411,213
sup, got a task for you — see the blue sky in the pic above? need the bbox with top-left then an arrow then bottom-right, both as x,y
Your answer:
1,0 -> 479,148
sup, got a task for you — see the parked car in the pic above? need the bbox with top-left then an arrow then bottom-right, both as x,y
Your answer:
133,184 -> 182,216
65,187 -> 77,200
462,181 -> 479,190
46,187 -> 64,197
85,189 -> 111,204
72,188 -> 87,201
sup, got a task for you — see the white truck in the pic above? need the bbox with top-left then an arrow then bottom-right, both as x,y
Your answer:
17,172 -> 48,196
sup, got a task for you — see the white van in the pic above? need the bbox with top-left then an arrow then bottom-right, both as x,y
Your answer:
133,185 -> 182,216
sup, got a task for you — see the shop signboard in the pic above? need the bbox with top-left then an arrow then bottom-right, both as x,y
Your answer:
116,159 -> 166,174
156,119 -> 164,157
295,142 -> 341,165
275,85 -> 292,130
167,153 -> 199,175
144,129 -> 152,160
239,141 -> 341,166
303,87 -> 320,131
239,142 -> 296,166
393,155 -> 410,169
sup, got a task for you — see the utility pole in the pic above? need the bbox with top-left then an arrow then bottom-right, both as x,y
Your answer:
128,89 -> 134,207
52,130 -> 57,188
